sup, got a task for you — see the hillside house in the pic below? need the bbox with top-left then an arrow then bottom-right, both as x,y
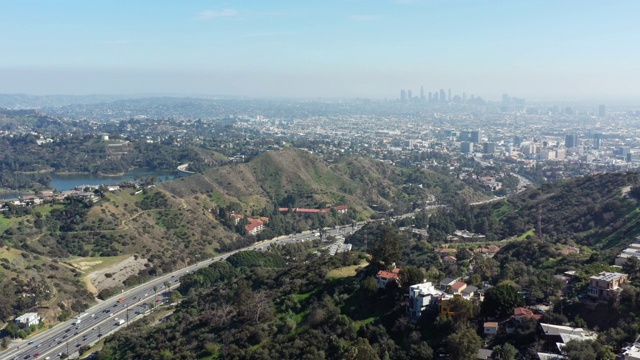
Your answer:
335,205 -> 348,214
588,272 -> 628,299
15,312 -> 41,327
514,307 -> 542,323
484,322 -> 499,336
439,277 -> 459,291
623,342 -> 640,360
406,282 -> 443,322
246,218 -> 265,235
443,255 -> 457,265
540,323 -> 597,354
451,281 -> 467,294
376,267 -> 401,289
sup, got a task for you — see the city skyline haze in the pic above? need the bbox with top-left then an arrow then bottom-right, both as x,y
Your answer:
0,0 -> 638,101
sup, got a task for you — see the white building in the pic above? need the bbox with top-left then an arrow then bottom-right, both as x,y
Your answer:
15,312 -> 41,327
623,343 -> 640,360
406,282 -> 443,322
615,238 -> 640,266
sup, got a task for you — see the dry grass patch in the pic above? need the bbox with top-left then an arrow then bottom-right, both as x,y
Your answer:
67,254 -> 131,273
0,246 -> 22,262
327,260 -> 368,279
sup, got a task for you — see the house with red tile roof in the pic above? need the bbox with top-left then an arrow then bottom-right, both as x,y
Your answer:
513,307 -> 542,323
376,267 -> 401,289
245,218 -> 264,236
451,281 -> 467,294
334,205 -> 348,214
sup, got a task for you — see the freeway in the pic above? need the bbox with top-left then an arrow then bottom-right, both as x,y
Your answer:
1,224 -> 363,360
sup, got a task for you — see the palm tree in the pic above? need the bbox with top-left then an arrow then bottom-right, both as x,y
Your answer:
153,285 -> 158,309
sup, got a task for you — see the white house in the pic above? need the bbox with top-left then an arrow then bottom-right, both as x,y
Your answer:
406,282 -> 443,322
15,312 -> 41,327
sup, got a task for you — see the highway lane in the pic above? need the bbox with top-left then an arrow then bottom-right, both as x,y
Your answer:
2,223 -> 364,360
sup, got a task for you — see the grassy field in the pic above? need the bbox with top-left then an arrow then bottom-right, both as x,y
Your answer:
66,254 -> 131,273
0,246 -> 22,262
326,261 -> 368,279
516,228 -> 536,240
0,216 -> 21,233
34,204 -> 65,216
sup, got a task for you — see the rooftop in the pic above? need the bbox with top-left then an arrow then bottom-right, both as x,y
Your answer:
589,271 -> 627,281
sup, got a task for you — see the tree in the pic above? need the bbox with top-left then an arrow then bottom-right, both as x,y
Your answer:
1,336 -> 8,349
169,290 -> 181,304
493,343 -> 517,360
622,256 -> 640,279
362,276 -> 379,294
353,337 -> 380,360
153,285 -> 158,309
448,296 -> 476,323
371,225 -> 402,265
399,266 -> 426,289
447,326 -> 482,360
563,340 -> 615,360
481,283 -> 524,318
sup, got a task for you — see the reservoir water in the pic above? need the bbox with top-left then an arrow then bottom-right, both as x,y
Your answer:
0,169 -> 186,200
49,169 -> 183,191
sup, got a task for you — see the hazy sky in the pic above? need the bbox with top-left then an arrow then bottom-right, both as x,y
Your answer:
1,0 -> 639,100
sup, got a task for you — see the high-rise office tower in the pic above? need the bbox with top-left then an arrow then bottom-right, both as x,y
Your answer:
463,92 -> 467,102
565,134 -> 579,148
428,92 -> 432,102
599,105 -> 606,117
594,133 -> 602,149
483,143 -> 496,154
440,89 -> 446,103
448,88 -> 451,102
433,92 -> 439,102
400,90 -> 407,102
408,89 -> 412,100
420,86 -> 425,100
470,130 -> 481,143
461,142 -> 474,154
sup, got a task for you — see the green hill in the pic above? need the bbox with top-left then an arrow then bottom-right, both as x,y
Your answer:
162,148 -> 484,214
438,171 -> 640,251
0,148 -> 486,328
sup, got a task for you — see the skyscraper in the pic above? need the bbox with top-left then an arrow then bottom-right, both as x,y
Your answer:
470,130 -> 481,143
448,88 -> 451,102
400,90 -> 407,102
599,105 -> 606,117
408,89 -> 412,100
440,89 -> 446,103
594,133 -> 602,149
420,86 -> 425,100
565,134 -> 579,148
461,142 -> 474,154
483,143 -> 496,154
